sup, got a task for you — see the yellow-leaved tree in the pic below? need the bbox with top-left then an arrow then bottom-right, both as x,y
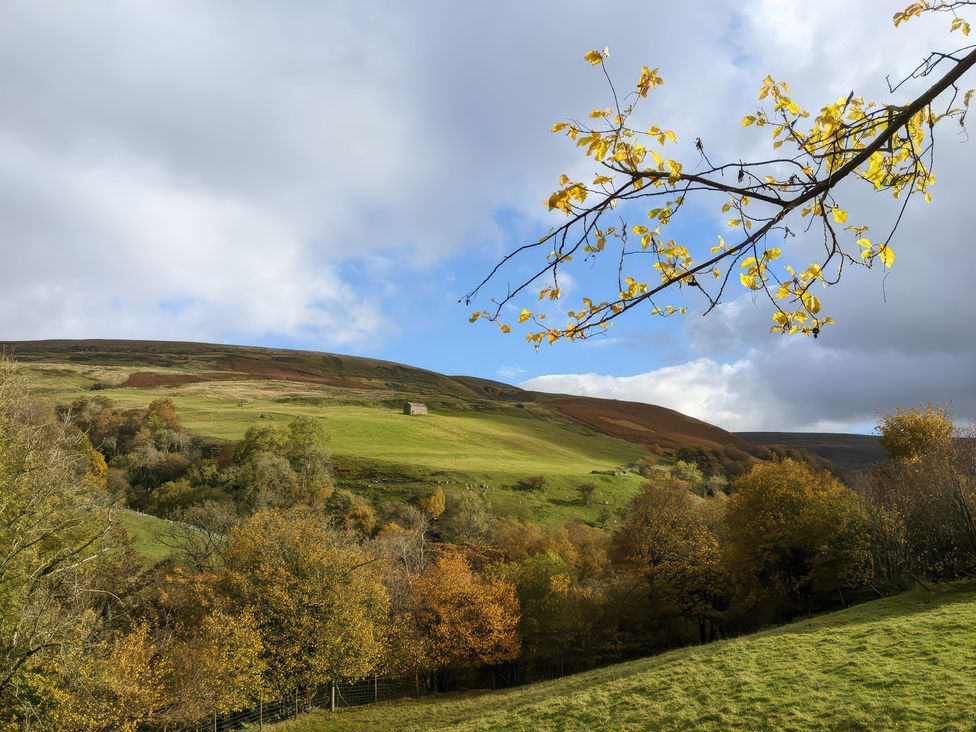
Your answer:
221,509 -> 389,696
466,2 -> 976,344
725,460 -> 873,614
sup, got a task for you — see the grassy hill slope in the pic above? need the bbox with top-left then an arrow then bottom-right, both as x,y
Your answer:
276,582 -> 976,731
8,339 -> 670,525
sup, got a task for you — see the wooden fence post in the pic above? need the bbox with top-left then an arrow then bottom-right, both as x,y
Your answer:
259,695 -> 263,730
330,681 -> 336,711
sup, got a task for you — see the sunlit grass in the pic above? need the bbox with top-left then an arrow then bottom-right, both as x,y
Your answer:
273,582 -> 976,731
24,363 -> 650,525
113,510 -> 177,565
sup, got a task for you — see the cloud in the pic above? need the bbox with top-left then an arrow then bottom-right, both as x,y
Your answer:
523,339 -> 976,433
496,365 -> 527,380
522,2 -> 976,433
1,0 -> 973,434
0,1 -> 745,348
523,359 -> 779,432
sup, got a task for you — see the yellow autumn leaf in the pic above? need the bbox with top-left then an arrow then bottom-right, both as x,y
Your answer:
832,207 -> 848,224
584,50 -> 604,65
879,243 -> 896,268
517,309 -> 532,323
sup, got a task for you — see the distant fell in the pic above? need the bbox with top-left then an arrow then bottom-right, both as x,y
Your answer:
737,431 -> 886,470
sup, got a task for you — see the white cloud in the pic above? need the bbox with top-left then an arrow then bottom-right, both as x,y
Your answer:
496,365 -> 527,380
0,1 -> 745,347
523,358 -> 779,431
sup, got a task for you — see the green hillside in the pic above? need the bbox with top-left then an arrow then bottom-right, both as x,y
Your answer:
276,582 -> 976,731
9,339 -> 662,525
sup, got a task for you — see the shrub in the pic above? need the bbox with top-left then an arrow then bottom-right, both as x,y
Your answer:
517,475 -> 548,491
577,482 -> 597,506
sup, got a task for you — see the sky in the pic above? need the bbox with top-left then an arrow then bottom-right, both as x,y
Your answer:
1,1 -> 974,433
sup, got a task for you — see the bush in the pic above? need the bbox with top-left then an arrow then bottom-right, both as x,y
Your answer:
577,482 -> 598,506
517,475 -> 548,491
669,460 -> 704,486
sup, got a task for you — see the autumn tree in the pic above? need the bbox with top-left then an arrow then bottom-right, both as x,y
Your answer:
231,417 -> 333,511
0,358 -> 115,717
611,480 -> 730,643
500,551 -> 600,677
324,488 -> 377,536
669,460 -> 704,489
372,505 -> 434,675
725,460 -> 873,615
878,403 -> 955,462
865,405 -> 976,578
492,520 -> 614,676
156,499 -> 239,572
466,3 -> 976,344
147,397 -> 180,431
43,611 -> 264,730
283,416 -> 334,501
439,491 -> 493,545
412,548 -> 520,685
221,510 -> 389,695
422,486 -> 446,518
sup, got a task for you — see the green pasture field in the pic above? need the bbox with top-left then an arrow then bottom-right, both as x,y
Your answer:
275,582 -> 976,731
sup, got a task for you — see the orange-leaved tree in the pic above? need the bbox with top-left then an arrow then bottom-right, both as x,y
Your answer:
466,2 -> 976,345
411,547 -> 520,682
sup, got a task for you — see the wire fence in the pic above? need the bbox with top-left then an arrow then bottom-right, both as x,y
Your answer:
189,673 -> 428,730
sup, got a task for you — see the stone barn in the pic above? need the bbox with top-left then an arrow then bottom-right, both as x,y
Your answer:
403,402 -> 428,416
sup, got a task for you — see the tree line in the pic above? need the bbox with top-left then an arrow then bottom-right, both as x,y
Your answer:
2,357 -> 974,728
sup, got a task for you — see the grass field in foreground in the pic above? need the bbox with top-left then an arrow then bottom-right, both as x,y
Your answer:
273,582 -> 976,731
